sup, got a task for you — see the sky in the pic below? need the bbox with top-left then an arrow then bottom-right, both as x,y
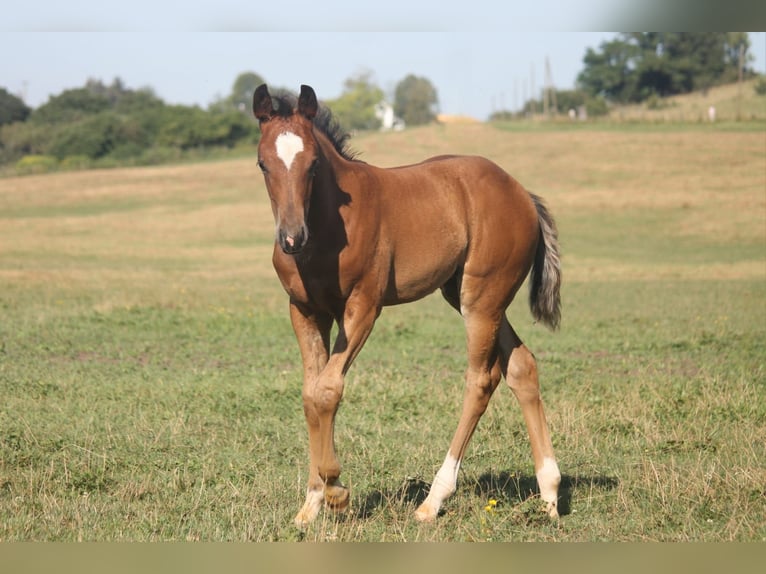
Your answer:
2,2 -> 765,121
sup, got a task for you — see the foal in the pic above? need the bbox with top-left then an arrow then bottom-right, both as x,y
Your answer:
253,84 -> 562,527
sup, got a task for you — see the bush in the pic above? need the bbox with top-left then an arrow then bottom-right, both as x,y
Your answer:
0,121 -> 49,162
645,93 -> 664,110
107,142 -> 145,161
47,113 -> 123,160
15,154 -> 58,175
138,146 -> 182,165
60,155 -> 92,170
157,107 -> 255,150
555,89 -> 587,113
754,76 -> 766,96
585,96 -> 609,117
488,110 -> 515,122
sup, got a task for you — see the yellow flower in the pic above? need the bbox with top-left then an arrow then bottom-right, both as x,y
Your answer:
484,498 -> 498,512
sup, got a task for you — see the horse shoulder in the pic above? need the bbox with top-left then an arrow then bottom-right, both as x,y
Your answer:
271,248 -> 314,304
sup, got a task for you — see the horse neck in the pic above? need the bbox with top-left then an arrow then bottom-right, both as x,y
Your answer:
309,129 -> 353,215
312,128 -> 355,178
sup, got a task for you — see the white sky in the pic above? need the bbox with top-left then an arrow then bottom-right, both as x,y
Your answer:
2,2 -> 764,120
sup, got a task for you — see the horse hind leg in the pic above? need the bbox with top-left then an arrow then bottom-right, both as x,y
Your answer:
414,296 -> 504,522
498,318 -> 561,518
417,278 -> 560,521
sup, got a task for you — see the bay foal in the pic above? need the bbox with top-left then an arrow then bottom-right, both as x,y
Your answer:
253,84 -> 562,527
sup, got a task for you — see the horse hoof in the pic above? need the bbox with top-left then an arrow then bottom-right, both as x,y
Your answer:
294,509 -> 316,530
294,489 -> 324,529
324,483 -> 350,512
414,502 -> 438,523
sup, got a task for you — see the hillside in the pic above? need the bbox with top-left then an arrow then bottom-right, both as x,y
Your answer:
608,78 -> 766,122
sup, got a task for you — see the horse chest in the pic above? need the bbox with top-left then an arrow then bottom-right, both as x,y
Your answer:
273,251 -> 356,313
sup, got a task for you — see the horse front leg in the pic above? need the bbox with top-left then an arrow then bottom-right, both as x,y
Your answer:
289,302 -> 333,529
293,292 -> 380,529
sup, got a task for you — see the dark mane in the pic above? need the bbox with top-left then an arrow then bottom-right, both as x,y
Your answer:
268,91 -> 360,162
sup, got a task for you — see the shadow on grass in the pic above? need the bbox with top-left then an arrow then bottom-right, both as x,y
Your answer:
353,477 -> 431,520
351,470 -> 619,520
472,471 -> 620,516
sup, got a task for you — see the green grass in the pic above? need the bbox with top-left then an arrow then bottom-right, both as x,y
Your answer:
0,125 -> 764,541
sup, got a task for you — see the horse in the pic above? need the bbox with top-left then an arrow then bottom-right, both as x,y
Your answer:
252,84 -> 562,528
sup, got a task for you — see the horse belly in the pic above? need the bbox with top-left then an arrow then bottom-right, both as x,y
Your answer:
383,262 -> 458,305
382,227 -> 466,305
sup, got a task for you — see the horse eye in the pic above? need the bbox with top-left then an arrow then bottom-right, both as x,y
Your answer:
308,158 -> 319,177
257,159 -> 268,173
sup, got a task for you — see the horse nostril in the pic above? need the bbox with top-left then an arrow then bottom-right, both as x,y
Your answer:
279,228 -> 307,254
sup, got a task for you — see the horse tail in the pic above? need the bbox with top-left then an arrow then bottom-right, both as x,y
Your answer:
528,193 -> 562,330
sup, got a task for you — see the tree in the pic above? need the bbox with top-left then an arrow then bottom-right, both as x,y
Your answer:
326,71 -> 384,131
84,77 -> 130,105
577,37 -> 641,102
631,33 -> 728,96
723,32 -> 754,83
31,88 -> 111,124
394,75 -> 438,125
0,88 -> 31,126
228,72 -> 266,113
577,33 -> 754,103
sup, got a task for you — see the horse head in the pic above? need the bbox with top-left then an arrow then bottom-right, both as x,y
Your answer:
253,84 -> 320,254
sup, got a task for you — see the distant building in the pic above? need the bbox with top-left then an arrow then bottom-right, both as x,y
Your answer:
375,101 -> 405,131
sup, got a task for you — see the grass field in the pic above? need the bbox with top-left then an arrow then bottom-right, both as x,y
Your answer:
1,122 -> 764,541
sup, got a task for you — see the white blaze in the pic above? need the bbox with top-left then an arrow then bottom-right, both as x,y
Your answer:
275,131 -> 304,171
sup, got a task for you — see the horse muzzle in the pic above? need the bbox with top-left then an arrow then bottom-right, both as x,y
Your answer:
278,226 -> 308,254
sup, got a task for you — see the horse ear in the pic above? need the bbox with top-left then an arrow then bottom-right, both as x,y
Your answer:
253,84 -> 273,122
298,85 -> 318,120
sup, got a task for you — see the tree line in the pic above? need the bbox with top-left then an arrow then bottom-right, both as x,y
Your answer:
491,32 -> 758,120
1,32 -> 760,171
0,78 -> 257,171
0,71 -> 438,172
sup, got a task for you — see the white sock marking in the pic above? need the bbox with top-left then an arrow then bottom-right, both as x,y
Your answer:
429,453 -> 461,503
536,456 -> 561,504
275,131 -> 304,171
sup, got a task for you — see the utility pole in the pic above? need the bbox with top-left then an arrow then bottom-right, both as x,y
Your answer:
737,43 -> 744,121
522,78 -> 528,115
544,56 -> 557,118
